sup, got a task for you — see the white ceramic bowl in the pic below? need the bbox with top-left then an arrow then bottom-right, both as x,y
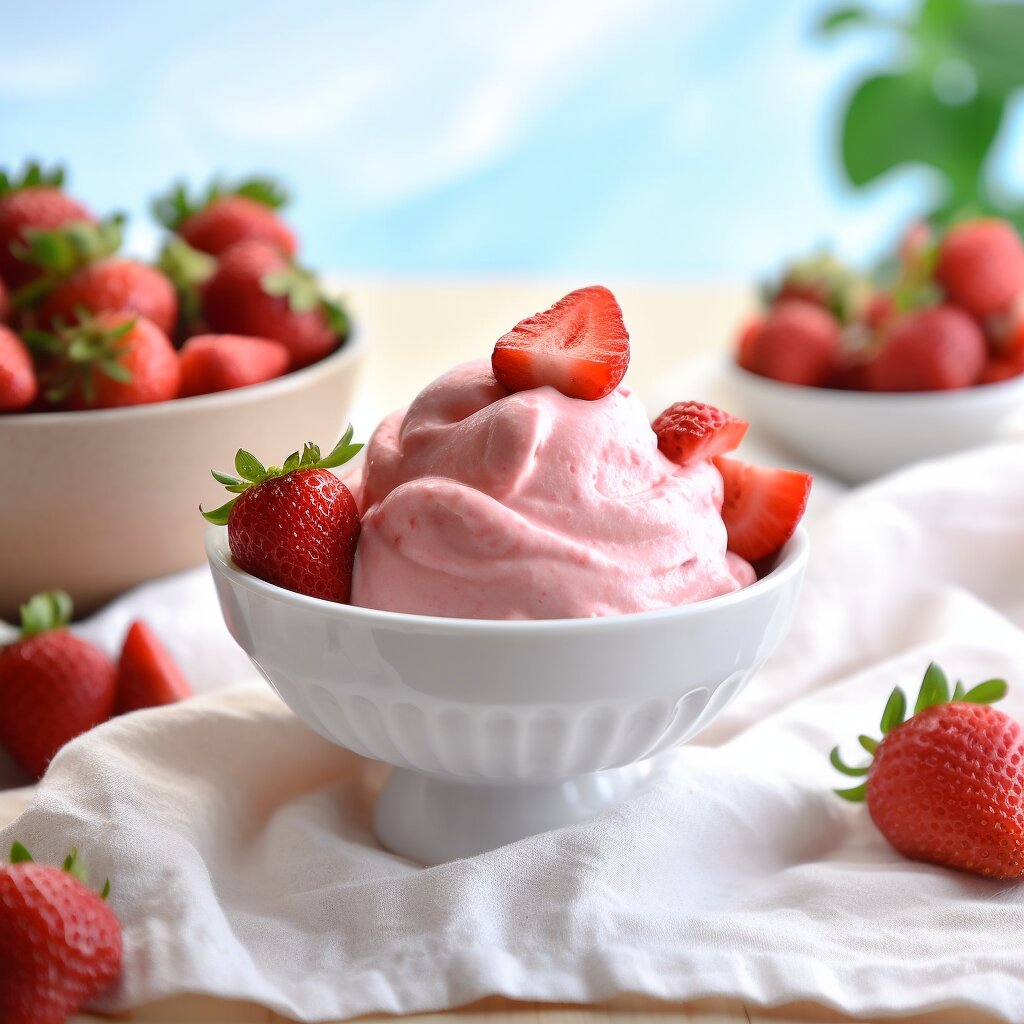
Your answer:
726,361 -> 1024,484
0,336 -> 364,621
207,525 -> 809,864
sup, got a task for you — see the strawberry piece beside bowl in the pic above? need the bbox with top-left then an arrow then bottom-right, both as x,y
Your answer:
201,240 -> 347,370
0,591 -> 116,779
652,401 -> 748,466
116,620 -> 193,714
179,333 -> 291,397
0,324 -> 38,412
154,176 -> 297,257
491,285 -> 630,401
0,843 -> 122,1022
713,457 -> 812,563
833,664 -> 1024,879
202,429 -> 364,603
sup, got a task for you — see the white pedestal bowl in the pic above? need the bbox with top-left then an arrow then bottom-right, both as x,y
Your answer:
206,526 -> 808,864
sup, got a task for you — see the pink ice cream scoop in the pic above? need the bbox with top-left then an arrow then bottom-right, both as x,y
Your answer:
349,359 -> 754,619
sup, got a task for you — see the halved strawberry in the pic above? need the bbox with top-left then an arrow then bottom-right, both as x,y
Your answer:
491,285 -> 629,400
652,401 -> 748,465
115,621 -> 193,715
713,457 -> 811,562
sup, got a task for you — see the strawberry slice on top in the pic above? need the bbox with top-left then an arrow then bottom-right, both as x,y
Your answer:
652,401 -> 748,465
491,285 -> 629,401
714,457 -> 811,562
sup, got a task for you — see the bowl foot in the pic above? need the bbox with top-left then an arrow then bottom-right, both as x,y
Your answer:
374,763 -> 650,865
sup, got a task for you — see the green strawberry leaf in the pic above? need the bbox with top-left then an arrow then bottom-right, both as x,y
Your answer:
19,590 -> 73,638
830,746 -> 870,777
9,842 -> 33,864
962,678 -> 1008,705
879,687 -> 907,734
62,848 -> 87,884
101,878 -> 111,900
914,662 -> 951,713
200,498 -> 237,526
858,734 -> 879,755
834,782 -> 868,802
0,161 -> 65,199
234,449 -> 267,483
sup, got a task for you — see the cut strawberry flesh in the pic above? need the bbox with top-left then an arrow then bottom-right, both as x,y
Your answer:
714,456 -> 811,562
491,285 -> 629,400
652,401 -> 748,465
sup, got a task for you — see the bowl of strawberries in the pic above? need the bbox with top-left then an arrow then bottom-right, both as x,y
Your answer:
0,163 -> 364,620
727,219 -> 1024,483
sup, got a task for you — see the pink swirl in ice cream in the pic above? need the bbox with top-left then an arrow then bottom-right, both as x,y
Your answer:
349,359 -> 755,619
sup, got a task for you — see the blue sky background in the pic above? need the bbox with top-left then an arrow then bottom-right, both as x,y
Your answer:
3,0 -> 1024,278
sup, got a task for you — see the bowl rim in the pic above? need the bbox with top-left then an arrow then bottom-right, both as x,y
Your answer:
726,358 -> 1024,406
0,330 -> 366,427
205,522 -> 809,634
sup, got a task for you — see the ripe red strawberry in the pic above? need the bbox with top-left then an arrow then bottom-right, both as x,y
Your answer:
0,591 -> 116,779
0,325 -> 37,412
734,317 -> 762,372
935,219 -> 1024,319
978,353 -> 1024,385
201,241 -> 347,369
0,843 -> 122,1022
154,176 -> 297,257
0,164 -> 96,289
202,430 -> 364,602
771,253 -> 865,322
868,305 -> 986,391
713,457 -> 811,562
115,620 -> 192,714
37,258 -> 178,337
833,664 -> 1024,878
652,401 -> 748,465
743,299 -> 841,386
179,333 -> 290,397
863,292 -> 895,331
28,312 -> 180,409
491,285 -> 629,400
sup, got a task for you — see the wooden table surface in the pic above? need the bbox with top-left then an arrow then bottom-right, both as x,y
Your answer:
0,282 -> 1009,1024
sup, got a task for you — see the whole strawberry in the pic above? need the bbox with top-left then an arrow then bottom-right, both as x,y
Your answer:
743,299 -> 841,387
27,312 -> 181,409
179,333 -> 290,397
868,305 -> 986,391
154,176 -> 297,257
770,252 -> 867,323
833,664 -> 1024,879
935,219 -> 1024,320
0,843 -> 122,1023
201,240 -> 347,369
0,324 -> 38,412
38,257 -> 178,337
202,429 -> 363,602
0,591 -> 116,778
0,163 -> 96,290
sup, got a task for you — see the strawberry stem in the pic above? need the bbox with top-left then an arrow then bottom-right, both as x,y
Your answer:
200,426 -> 363,525
19,590 -> 72,638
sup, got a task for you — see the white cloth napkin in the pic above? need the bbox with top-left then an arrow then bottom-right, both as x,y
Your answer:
4,437 -> 1024,1021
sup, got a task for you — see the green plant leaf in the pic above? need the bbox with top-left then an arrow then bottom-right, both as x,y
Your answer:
9,842 -> 33,864
880,687 -> 907,734
62,848 -> 87,884
834,782 -> 868,802
200,498 -> 237,526
962,678 -> 1008,705
830,746 -> 870,777
234,449 -> 266,483
915,662 -> 950,713
101,878 -> 111,900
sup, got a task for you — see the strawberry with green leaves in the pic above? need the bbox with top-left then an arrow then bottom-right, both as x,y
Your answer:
0,843 -> 122,1024
26,312 -> 180,409
203,430 -> 363,602
0,162 -> 97,291
154,175 -> 297,257
833,663 -> 1024,879
0,591 -> 116,779
201,240 -> 348,369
